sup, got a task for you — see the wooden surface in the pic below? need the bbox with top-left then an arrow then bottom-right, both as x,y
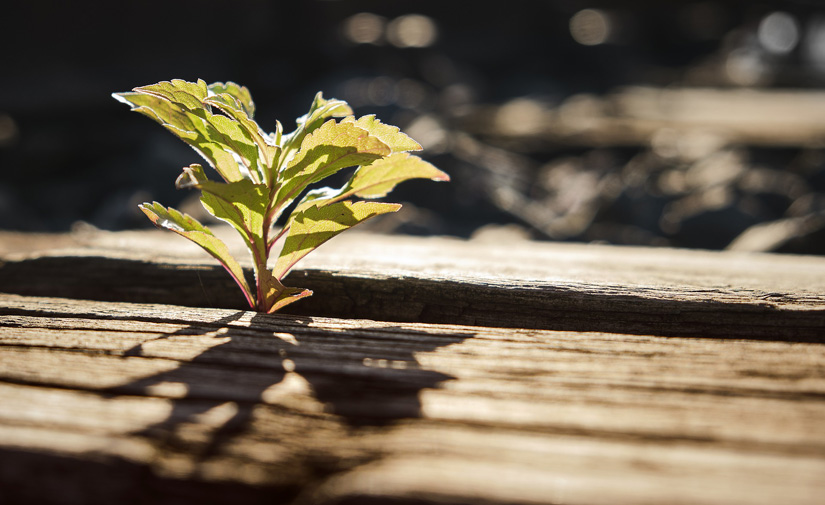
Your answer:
1,229 -> 824,504
1,227 -> 824,340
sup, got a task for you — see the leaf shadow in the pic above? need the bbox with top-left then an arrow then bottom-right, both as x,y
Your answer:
109,310 -> 472,459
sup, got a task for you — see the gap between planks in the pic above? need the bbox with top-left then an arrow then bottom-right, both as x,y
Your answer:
1,229 -> 824,341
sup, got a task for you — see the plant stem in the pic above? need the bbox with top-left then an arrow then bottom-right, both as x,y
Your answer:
254,211 -> 275,312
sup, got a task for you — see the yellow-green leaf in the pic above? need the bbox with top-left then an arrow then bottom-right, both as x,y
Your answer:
301,92 -> 353,134
113,90 -> 245,182
114,79 -> 265,183
205,94 -> 279,182
281,153 -> 448,236
135,79 -> 208,110
175,163 -> 209,189
118,81 -> 448,315
272,119 -> 391,216
341,115 -> 422,152
279,92 -> 353,164
342,152 -> 449,199
207,81 -> 255,117
267,287 -> 313,314
138,201 -> 255,308
273,200 -> 400,279
196,178 -> 270,257
255,268 -> 313,314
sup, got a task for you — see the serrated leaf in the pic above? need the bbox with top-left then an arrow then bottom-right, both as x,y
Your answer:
339,152 -> 449,199
301,92 -> 353,133
205,93 -> 279,182
138,201 -> 255,308
206,112 -> 262,182
115,79 -> 266,183
136,79 -> 208,110
341,115 -> 422,152
207,81 -> 255,117
271,119 -> 391,218
283,153 -> 449,234
114,90 -> 245,182
171,166 -> 295,311
195,177 -> 270,258
189,177 -> 283,310
119,81 -> 448,315
279,92 -> 353,165
273,200 -> 400,279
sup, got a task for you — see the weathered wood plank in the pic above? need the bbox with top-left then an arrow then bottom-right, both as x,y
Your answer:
1,229 -> 823,340
0,293 -> 823,504
459,87 -> 825,148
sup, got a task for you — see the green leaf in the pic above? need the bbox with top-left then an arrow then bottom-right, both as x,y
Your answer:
138,201 -> 255,308
207,81 -> 255,117
279,92 -> 353,164
283,153 -> 449,234
172,169 -> 297,311
267,286 -> 313,314
114,79 -> 263,183
336,152 -> 450,202
341,115 -> 422,152
300,92 -> 353,135
273,200 -> 401,279
135,79 -> 209,110
346,152 -> 449,198
177,163 -> 269,256
114,90 -> 244,182
196,177 -> 270,258
204,93 -> 279,183
205,112 -> 262,182
119,81 -> 448,315
169,170 -> 281,310
271,119 -> 391,218
255,268 -> 312,314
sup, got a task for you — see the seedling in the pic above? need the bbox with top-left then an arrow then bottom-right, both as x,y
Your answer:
114,79 -> 448,313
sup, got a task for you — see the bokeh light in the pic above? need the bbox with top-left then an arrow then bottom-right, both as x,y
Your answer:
726,48 -> 767,86
758,11 -> 800,55
387,14 -> 438,48
343,12 -> 385,45
569,9 -> 610,46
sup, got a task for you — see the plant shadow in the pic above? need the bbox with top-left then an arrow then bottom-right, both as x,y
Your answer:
108,310 -> 471,458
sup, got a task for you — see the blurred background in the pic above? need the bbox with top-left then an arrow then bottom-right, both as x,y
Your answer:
3,0 -> 825,254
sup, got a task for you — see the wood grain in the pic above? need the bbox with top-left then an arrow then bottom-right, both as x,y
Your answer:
1,293 -> 823,505
1,229 -> 823,341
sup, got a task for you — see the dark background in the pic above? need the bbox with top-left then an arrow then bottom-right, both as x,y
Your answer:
3,0 -> 825,254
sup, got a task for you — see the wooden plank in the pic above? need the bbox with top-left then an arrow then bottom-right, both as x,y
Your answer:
460,87 -> 825,149
0,293 -> 823,504
1,229 -> 823,341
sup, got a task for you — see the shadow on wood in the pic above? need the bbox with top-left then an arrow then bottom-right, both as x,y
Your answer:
0,297 -> 472,504
1,293 -> 823,505
101,310 -> 466,465
0,446 -> 298,505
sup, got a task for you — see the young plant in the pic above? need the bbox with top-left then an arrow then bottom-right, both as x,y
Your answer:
114,79 -> 448,313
